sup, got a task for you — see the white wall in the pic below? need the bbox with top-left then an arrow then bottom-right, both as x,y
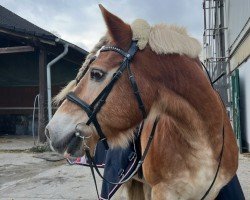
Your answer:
227,0 -> 250,49
239,59 -> 250,151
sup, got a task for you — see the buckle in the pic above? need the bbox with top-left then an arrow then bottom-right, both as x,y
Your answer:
118,169 -> 125,178
128,152 -> 136,161
126,53 -> 131,59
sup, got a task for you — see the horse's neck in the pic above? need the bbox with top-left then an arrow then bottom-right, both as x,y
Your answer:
157,89 -> 205,133
137,51 -> 223,147
156,55 -> 223,127
152,85 -> 223,149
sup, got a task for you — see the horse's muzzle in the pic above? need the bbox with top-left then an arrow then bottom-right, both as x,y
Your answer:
45,127 -> 79,154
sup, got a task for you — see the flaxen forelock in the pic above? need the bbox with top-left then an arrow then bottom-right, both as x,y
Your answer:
52,35 -> 108,105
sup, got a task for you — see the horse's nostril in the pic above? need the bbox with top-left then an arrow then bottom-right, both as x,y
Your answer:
45,128 -> 50,140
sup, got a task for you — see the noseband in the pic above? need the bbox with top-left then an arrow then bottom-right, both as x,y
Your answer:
66,41 -> 146,149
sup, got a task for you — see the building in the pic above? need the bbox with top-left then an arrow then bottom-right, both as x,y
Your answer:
203,0 -> 250,152
0,5 -> 88,142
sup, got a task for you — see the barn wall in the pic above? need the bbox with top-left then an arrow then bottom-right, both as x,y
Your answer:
0,52 -> 80,87
0,86 -> 39,114
0,52 -> 38,86
0,28 -> 85,138
0,85 -> 62,135
0,51 -> 75,135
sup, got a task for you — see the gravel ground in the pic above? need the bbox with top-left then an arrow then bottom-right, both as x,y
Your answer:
0,136 -> 249,200
238,153 -> 250,199
0,135 -> 126,200
0,152 -> 110,200
0,135 -> 34,151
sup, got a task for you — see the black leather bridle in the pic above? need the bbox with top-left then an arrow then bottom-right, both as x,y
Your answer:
66,41 -> 146,150
66,41 -> 154,198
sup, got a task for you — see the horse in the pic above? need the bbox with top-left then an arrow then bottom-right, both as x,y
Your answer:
46,5 -> 238,200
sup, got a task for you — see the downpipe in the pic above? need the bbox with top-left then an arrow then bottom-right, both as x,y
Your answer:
32,94 -> 39,145
47,42 -> 69,120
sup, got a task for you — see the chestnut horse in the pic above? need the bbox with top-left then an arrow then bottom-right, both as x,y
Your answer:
46,5 -> 238,200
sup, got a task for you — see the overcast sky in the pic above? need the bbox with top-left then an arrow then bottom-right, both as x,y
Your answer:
1,0 -> 204,51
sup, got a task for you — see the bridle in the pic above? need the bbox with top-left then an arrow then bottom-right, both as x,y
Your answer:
65,40 -> 224,200
67,41 -> 146,150
66,40 -> 159,198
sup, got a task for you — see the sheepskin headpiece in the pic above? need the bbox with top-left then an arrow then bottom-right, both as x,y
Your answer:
130,19 -> 201,58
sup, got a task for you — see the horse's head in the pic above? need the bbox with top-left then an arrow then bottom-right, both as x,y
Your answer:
46,5 -> 158,154
46,5 -> 202,156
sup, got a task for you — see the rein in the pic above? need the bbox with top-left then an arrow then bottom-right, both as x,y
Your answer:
200,61 -> 226,200
83,117 -> 159,185
201,126 -> 224,200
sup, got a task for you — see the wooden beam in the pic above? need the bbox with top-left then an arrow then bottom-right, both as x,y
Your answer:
38,48 -> 47,143
0,46 -> 34,54
0,28 -> 56,46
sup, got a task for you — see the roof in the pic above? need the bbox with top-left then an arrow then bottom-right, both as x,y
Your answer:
0,5 -> 56,40
0,5 -> 88,55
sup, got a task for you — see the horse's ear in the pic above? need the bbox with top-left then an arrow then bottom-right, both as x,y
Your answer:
99,4 -> 132,48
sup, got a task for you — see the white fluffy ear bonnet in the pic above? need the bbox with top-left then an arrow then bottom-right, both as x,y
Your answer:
130,19 -> 201,58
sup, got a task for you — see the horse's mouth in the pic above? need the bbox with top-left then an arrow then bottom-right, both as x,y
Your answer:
65,134 -> 84,157
49,132 -> 83,157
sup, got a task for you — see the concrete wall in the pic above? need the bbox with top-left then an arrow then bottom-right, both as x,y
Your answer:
239,59 -> 250,151
230,33 -> 250,71
226,0 -> 250,49
223,0 -> 250,152
225,0 -> 250,71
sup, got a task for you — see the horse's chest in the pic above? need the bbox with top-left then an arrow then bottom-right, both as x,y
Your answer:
170,150 -> 222,199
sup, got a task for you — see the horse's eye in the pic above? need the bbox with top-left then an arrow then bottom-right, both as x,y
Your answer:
90,69 -> 105,81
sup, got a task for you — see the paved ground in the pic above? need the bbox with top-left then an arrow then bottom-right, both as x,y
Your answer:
0,135 -> 34,151
0,136 -> 126,200
0,136 -> 249,200
0,152 -> 105,200
238,153 -> 250,199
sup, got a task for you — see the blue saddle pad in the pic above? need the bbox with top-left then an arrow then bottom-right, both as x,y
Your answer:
67,137 -> 140,200
99,138 -> 140,199
216,175 -> 245,200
